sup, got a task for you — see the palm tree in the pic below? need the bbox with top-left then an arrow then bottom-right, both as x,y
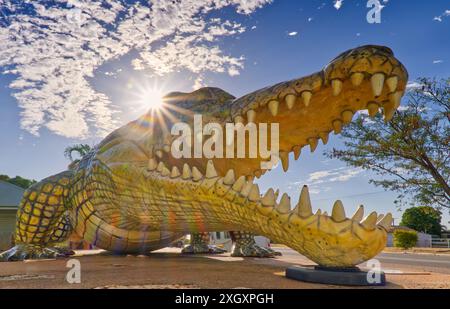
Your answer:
64,144 -> 92,168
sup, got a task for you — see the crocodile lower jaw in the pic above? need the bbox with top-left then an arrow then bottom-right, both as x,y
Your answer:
142,159 -> 391,267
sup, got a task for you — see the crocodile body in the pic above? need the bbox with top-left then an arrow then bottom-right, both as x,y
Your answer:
0,45 -> 408,267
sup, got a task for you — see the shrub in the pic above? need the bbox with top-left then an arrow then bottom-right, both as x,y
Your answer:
393,230 -> 418,249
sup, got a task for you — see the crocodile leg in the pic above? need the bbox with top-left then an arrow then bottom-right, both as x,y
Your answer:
230,231 -> 281,257
181,232 -> 227,254
0,171 -> 74,261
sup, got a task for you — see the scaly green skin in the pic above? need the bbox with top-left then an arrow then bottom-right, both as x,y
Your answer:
0,45 -> 408,267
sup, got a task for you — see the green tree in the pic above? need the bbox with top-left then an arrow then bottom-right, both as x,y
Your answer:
393,230 -> 418,249
64,144 -> 92,168
0,174 -> 37,189
400,206 -> 442,235
327,78 -> 449,210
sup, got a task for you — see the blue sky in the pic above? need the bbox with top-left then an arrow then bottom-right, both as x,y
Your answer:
0,0 -> 449,226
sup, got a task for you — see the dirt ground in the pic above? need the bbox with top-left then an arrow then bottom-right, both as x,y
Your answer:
0,248 -> 449,289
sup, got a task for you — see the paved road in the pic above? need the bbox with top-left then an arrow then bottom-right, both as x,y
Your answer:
274,247 -> 450,272
376,253 -> 450,269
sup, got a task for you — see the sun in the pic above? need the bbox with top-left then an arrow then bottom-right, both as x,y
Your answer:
141,87 -> 164,110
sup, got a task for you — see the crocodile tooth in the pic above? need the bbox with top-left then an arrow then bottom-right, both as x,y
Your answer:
163,145 -> 170,153
386,76 -> 398,93
232,176 -> 246,191
170,166 -> 180,178
182,164 -> 192,180
293,146 -> 301,160
192,166 -> 203,182
268,100 -> 279,116
389,91 -> 402,108
261,189 -> 276,206
254,170 -> 262,178
332,120 -> 343,134
308,138 -> 318,153
274,189 -> 280,199
295,185 -> 313,218
280,151 -> 289,172
377,213 -> 393,230
161,166 -> 171,177
155,150 -> 163,158
319,132 -> 329,145
377,214 -> 384,222
206,160 -> 218,178
323,211 -> 328,216
371,73 -> 385,97
223,169 -> 235,185
277,194 -> 291,213
351,205 -> 364,222
240,180 -> 253,197
342,110 -> 354,125
148,158 -> 158,171
351,72 -> 364,86
331,79 -> 343,96
367,102 -> 379,118
234,116 -> 244,124
331,200 -> 346,222
247,110 -> 256,123
285,94 -> 296,110
384,105 -> 396,122
301,91 -> 312,107
248,184 -> 260,201
315,209 -> 322,216
361,212 -> 378,230
157,161 -> 166,173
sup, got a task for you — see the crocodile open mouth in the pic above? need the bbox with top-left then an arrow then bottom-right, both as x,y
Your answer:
137,45 -> 407,229
90,45 -> 408,266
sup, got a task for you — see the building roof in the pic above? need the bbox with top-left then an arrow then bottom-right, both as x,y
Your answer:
387,225 -> 416,233
0,180 -> 25,209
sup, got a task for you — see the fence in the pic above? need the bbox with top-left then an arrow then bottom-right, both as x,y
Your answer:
0,232 -> 13,251
431,238 -> 450,248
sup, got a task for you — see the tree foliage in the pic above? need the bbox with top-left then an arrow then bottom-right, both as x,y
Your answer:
0,174 -> 37,189
327,78 -> 449,210
400,206 -> 442,235
393,230 -> 418,249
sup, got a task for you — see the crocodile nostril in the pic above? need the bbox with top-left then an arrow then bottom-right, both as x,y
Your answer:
376,45 -> 394,55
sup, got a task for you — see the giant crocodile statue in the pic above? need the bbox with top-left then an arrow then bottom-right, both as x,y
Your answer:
0,45 -> 408,267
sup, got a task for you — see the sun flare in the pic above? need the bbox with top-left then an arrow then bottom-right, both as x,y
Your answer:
141,88 -> 164,110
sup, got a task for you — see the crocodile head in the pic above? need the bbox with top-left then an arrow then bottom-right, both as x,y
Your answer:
94,45 -> 408,266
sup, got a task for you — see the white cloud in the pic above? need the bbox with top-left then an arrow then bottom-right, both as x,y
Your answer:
406,81 -> 424,91
334,0 -> 343,10
434,9 -> 450,22
433,59 -> 443,64
288,167 -> 363,195
0,0 -> 271,139
291,167 -> 363,186
307,167 -> 363,184
288,31 -> 298,36
193,76 -> 206,90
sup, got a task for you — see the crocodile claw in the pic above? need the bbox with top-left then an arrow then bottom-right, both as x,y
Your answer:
181,244 -> 227,255
231,243 -> 281,258
0,244 -> 74,262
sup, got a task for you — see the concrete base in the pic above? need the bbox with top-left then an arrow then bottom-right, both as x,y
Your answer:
286,265 -> 386,286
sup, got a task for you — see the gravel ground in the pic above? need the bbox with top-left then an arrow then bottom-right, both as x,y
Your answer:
0,248 -> 449,289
